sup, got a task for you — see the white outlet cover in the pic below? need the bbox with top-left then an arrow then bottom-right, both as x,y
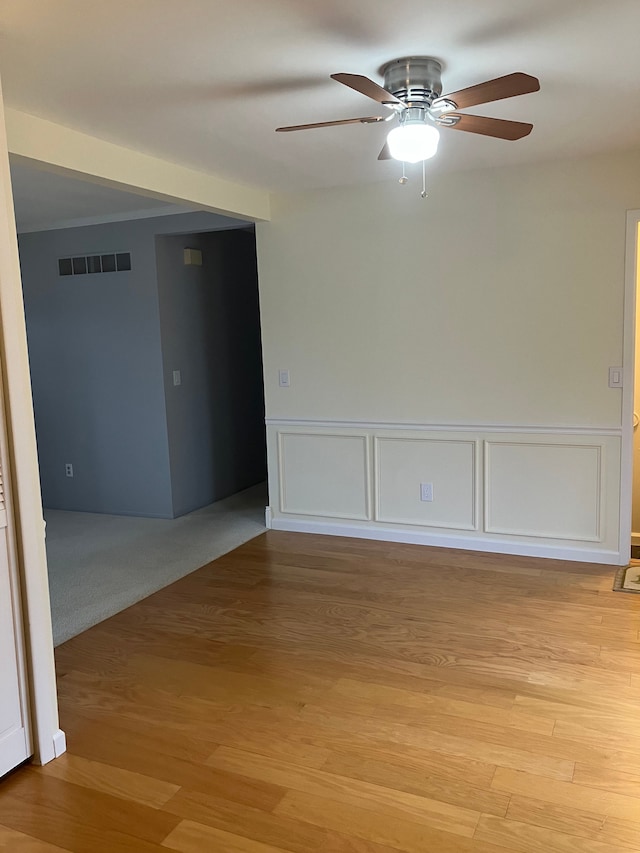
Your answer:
420,482 -> 433,502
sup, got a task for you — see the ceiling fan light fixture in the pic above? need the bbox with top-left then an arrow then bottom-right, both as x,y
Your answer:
386,121 -> 440,163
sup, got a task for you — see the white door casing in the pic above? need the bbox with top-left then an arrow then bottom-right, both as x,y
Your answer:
0,419 -> 31,776
0,75 -> 63,765
621,211 -> 640,562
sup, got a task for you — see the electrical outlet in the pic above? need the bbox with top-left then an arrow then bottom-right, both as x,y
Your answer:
65,463 -> 74,478
420,482 -> 433,502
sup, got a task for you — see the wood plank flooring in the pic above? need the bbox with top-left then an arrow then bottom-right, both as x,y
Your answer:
1,531 -> 640,852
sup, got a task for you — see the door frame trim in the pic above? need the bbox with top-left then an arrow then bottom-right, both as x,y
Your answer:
0,79 -> 62,765
620,210 -> 640,564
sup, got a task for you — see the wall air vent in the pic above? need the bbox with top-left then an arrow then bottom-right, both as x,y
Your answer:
58,252 -> 132,277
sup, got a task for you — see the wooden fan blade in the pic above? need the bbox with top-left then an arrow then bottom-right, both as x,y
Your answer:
440,113 -> 533,140
378,142 -> 392,160
331,73 -> 406,107
276,115 -> 385,132
435,72 -> 539,110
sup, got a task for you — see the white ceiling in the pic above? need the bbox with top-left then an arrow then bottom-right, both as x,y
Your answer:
2,0 -> 640,199
9,161 -> 195,232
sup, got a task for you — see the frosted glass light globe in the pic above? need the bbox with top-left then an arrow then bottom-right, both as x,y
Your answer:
387,122 -> 440,163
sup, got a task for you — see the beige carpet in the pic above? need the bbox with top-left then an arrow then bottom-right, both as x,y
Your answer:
45,483 -> 267,646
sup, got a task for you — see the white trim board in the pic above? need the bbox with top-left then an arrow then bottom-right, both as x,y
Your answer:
271,517 -> 621,565
620,209 -> 640,567
265,418 -> 622,436
52,729 -> 66,760
0,79 -> 63,765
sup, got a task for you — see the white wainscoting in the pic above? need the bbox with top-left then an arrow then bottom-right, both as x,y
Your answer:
266,421 -> 622,564
375,437 -> 478,531
485,441 -> 602,542
278,431 -> 371,521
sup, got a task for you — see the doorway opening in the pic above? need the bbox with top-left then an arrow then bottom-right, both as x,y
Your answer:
10,160 -> 268,645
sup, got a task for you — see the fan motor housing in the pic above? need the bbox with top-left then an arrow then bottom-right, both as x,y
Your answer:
381,57 -> 443,107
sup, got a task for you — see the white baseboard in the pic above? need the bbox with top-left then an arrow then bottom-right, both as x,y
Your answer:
265,506 -> 272,529
33,728 -> 66,766
270,517 -> 622,565
52,728 -> 66,758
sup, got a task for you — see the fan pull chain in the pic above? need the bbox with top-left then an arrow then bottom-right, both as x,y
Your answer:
399,162 -> 408,185
421,159 -> 428,199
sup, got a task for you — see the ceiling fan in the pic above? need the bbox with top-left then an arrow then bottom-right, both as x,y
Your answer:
276,57 -> 539,181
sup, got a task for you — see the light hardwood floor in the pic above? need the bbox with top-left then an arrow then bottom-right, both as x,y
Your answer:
1,531 -> 640,852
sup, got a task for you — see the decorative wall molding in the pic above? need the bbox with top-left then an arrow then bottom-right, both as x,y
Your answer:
484,441 -> 603,543
277,431 -> 371,521
266,421 -> 621,563
270,516 -> 622,565
266,417 -> 622,437
374,436 -> 478,531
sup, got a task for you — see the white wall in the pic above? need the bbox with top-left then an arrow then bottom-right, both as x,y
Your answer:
20,219 -> 173,517
256,149 -> 640,563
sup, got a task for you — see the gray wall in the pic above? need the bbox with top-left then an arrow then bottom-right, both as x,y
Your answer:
20,218 -> 172,517
157,229 -> 266,517
19,210 -> 259,518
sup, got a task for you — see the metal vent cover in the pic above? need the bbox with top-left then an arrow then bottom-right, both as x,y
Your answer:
58,252 -> 132,277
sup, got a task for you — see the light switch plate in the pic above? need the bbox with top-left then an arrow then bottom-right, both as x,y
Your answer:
609,366 -> 623,388
278,369 -> 290,387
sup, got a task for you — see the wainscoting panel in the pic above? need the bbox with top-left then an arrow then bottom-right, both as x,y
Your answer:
266,421 -> 622,563
485,441 -> 602,541
278,431 -> 370,520
375,437 -> 478,530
